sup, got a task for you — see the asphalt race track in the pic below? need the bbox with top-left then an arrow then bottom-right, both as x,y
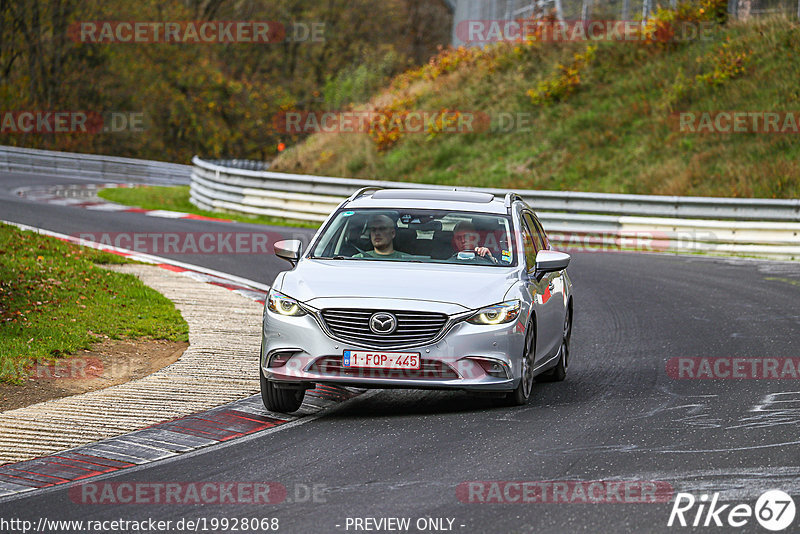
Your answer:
1,170 -> 799,533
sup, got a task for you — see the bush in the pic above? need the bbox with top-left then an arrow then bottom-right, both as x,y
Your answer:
323,49 -> 407,110
527,45 -> 597,106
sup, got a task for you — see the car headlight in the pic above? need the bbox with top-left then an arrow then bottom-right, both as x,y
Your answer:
267,290 -> 307,317
467,300 -> 520,325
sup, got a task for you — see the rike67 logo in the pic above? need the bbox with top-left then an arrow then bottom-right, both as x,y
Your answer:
668,490 -> 796,531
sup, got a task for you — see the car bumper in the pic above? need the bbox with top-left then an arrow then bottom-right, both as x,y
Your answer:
260,308 -> 526,392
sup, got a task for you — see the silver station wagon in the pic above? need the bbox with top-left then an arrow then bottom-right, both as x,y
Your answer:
260,188 -> 573,412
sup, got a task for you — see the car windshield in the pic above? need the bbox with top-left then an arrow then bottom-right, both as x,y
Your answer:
309,209 -> 516,267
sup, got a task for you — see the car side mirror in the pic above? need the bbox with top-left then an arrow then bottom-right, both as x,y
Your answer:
533,250 -> 570,281
274,239 -> 303,266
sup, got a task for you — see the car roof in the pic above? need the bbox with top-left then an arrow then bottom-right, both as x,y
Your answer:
344,188 -> 511,215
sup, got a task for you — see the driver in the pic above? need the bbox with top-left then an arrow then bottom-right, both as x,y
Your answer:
451,221 -> 496,263
353,214 -> 410,260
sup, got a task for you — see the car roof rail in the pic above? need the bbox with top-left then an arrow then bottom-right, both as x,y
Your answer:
347,186 -> 383,202
504,192 -> 524,209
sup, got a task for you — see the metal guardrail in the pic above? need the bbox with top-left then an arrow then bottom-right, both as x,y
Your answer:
191,156 -> 800,260
191,157 -> 800,222
0,145 -> 191,185
0,147 -> 794,260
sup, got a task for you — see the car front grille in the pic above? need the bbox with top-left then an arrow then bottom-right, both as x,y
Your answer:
319,309 -> 448,348
308,356 -> 459,380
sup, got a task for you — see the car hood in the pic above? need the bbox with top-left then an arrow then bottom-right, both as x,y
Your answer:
277,259 -> 518,311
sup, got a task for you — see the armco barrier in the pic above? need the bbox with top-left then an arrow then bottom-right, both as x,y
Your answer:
191,157 -> 800,222
190,156 -> 800,260
0,145 -> 191,185
1,146 -> 795,260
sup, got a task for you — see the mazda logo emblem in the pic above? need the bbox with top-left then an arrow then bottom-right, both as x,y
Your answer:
369,312 -> 397,334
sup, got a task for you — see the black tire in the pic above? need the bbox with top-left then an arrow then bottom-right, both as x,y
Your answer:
499,321 -> 536,406
260,369 -> 305,413
536,307 -> 571,383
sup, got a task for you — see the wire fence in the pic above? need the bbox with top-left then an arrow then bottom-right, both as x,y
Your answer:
451,0 -> 799,45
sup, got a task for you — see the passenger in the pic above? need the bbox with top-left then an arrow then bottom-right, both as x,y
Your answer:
451,221 -> 496,263
353,214 -> 411,260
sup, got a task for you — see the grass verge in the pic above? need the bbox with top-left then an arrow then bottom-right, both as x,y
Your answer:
0,222 -> 189,383
98,185 -> 319,229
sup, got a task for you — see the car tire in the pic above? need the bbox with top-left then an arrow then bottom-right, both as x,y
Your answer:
536,307 -> 571,383
260,369 -> 305,413
501,322 -> 536,406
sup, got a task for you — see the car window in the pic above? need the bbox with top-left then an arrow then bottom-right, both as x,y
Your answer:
523,212 -> 545,253
309,208 -> 516,266
531,213 -> 549,250
521,217 -> 537,270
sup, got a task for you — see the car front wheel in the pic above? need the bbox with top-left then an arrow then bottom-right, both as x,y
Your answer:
260,369 -> 305,413
503,322 -> 535,406
537,307 -> 571,383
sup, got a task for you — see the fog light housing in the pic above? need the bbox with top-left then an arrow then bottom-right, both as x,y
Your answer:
469,357 -> 511,379
268,351 -> 295,368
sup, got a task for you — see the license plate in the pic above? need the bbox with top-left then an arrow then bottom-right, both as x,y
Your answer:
343,350 -> 420,369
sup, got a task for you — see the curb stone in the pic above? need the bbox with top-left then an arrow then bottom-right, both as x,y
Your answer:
0,264 -> 362,498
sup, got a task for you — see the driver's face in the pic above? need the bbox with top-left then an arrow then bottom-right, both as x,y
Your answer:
454,230 -> 479,251
368,218 -> 394,248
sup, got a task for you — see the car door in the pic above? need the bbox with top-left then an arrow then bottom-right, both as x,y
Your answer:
522,211 -> 564,362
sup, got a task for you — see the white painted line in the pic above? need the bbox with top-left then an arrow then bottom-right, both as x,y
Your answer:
84,203 -> 129,211
143,210 -> 190,218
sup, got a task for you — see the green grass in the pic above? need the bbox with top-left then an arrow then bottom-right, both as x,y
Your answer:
273,16 -> 800,198
97,186 -> 319,229
0,223 -> 189,383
